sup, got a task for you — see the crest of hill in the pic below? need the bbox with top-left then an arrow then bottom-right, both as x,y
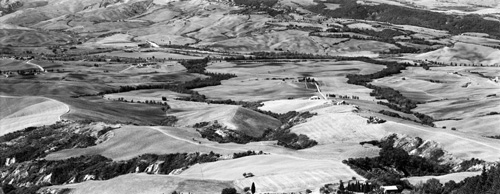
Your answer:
415,42 -> 500,65
173,105 -> 281,137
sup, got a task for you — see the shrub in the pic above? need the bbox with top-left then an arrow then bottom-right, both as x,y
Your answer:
221,187 -> 237,194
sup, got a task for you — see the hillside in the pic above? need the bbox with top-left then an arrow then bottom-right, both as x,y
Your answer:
173,105 -> 281,137
415,42 -> 500,66
1,0 -> 500,193
42,174 -> 233,194
0,96 -> 69,135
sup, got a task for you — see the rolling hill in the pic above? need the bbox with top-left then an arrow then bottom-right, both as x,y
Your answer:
0,96 -> 69,135
172,104 -> 281,137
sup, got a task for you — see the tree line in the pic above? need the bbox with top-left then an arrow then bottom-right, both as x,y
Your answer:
345,58 -> 436,126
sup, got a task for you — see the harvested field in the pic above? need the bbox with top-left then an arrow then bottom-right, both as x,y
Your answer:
53,96 -> 168,126
0,96 -> 69,136
372,66 -> 500,120
44,125 -> 239,161
180,154 -> 364,193
45,173 -> 233,194
198,60 -> 385,101
435,115 -> 500,136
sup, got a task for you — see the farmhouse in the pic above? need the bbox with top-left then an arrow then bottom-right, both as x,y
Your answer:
380,185 -> 400,193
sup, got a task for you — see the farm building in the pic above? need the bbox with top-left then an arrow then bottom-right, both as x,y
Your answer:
380,185 -> 400,193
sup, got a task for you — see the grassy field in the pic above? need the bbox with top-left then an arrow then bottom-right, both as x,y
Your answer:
52,96 -> 168,126
45,173 -> 234,194
0,59 -> 39,71
0,96 -> 68,136
196,60 -> 385,101
372,66 -> 500,121
180,154 -> 364,193
290,105 -> 388,144
0,79 -> 115,96
45,125 -> 239,161
414,42 -> 500,66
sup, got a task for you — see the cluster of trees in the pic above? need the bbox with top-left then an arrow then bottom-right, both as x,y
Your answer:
345,146 -> 452,177
345,59 -> 436,126
0,152 -> 221,193
379,110 -> 401,118
344,145 -> 451,190
233,150 -> 265,159
195,121 -> 261,144
193,111 -> 318,150
344,180 -> 375,193
260,111 -> 318,149
115,97 -> 170,107
0,69 -> 43,76
233,0 -> 278,7
412,166 -> 500,194
0,121 -> 99,166
179,58 -> 210,73
370,86 -> 417,112
160,115 -> 178,126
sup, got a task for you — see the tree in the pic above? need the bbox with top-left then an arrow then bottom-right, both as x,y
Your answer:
339,180 -> 345,191
251,182 -> 256,194
421,178 -> 443,194
221,187 -> 237,194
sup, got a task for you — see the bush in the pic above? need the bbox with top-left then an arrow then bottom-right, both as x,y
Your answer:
221,187 -> 237,194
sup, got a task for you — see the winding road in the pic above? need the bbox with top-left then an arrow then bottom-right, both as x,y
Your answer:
26,60 -> 45,72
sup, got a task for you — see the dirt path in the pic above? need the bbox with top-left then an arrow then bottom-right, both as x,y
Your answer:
26,60 -> 44,72
119,65 -> 134,73
314,83 -> 327,100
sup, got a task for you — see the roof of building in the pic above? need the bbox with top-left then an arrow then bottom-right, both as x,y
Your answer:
381,186 -> 399,190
